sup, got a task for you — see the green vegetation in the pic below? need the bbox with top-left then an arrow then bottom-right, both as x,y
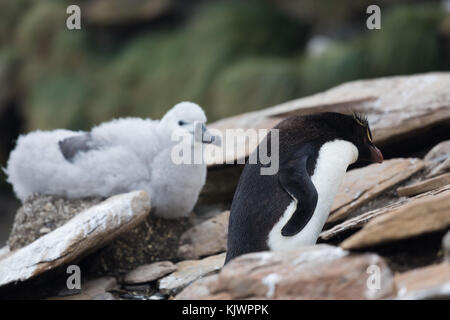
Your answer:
0,0 -> 447,132
369,5 -> 444,76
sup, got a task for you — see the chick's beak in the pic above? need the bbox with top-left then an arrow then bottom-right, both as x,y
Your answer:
369,145 -> 383,163
197,123 -> 221,146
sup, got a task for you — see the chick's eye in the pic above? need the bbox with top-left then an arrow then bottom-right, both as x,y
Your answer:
178,120 -> 186,126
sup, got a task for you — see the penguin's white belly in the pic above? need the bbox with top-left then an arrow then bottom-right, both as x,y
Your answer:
267,139 -> 358,251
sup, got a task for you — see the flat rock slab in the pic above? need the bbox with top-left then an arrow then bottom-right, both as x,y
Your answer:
176,245 -> 395,300
443,230 -> 450,261
328,158 -> 424,223
158,253 -> 226,296
427,157 -> 450,178
424,140 -> 450,162
397,173 -> 450,197
206,73 -> 450,167
321,186 -> 450,241
395,262 -> 450,299
340,185 -> 450,250
321,200 -> 408,241
91,292 -> 116,300
124,261 -> 177,284
177,211 -> 230,260
201,73 -> 450,206
199,72 -> 450,208
0,191 -> 150,287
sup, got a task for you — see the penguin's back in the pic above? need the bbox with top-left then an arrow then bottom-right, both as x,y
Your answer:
226,158 -> 291,262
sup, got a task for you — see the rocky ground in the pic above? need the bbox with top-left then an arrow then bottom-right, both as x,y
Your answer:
0,72 -> 449,300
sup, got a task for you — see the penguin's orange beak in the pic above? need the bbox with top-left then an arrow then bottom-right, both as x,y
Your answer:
369,145 -> 383,163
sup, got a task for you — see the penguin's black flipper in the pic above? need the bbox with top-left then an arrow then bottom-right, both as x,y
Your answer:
278,147 -> 318,237
59,133 -> 96,162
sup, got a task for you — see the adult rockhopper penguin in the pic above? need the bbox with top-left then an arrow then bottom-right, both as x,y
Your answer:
225,112 -> 383,263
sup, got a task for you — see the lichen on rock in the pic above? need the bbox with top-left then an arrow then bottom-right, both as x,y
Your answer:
82,214 -> 192,276
8,193 -> 103,250
7,193 -> 193,277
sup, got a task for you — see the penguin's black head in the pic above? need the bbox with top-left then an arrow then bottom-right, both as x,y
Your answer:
278,112 -> 384,164
304,112 -> 383,164
338,112 -> 383,163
